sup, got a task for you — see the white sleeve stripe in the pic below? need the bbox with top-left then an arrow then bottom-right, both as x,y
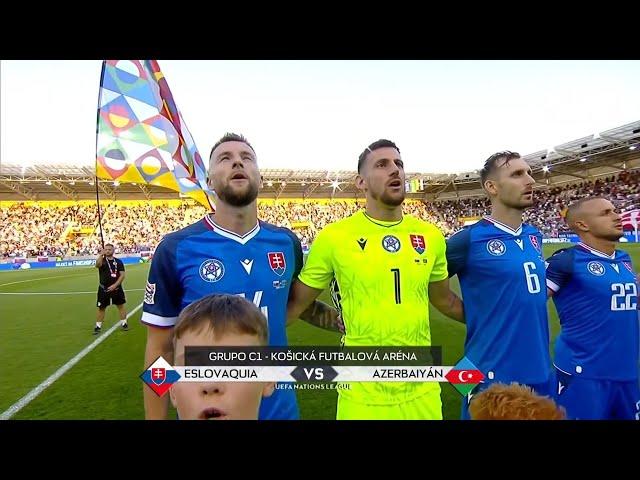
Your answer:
546,279 -> 560,292
141,312 -> 178,327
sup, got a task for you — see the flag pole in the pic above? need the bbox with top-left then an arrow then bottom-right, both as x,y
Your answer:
95,60 -> 107,250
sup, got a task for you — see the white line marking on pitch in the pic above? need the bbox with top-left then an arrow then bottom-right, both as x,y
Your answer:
0,289 -> 144,295
0,272 -> 94,288
0,302 -> 144,420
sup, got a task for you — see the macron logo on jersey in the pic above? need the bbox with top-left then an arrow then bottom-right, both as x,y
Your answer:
241,258 -> 254,275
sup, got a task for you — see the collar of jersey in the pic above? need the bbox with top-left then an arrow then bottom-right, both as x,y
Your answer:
203,215 -> 260,245
362,211 -> 403,228
577,242 -> 616,260
483,216 -> 522,236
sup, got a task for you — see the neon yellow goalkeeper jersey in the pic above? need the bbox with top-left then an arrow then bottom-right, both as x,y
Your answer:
298,210 -> 449,405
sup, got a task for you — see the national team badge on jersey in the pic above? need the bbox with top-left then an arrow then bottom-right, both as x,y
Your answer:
623,261 -> 634,274
587,261 -> 605,276
529,234 -> 541,253
410,234 -> 426,254
486,239 -> 506,256
382,235 -> 401,253
199,258 -> 225,282
268,252 -> 287,276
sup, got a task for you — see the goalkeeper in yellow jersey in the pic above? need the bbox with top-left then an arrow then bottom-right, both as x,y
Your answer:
287,139 -> 464,420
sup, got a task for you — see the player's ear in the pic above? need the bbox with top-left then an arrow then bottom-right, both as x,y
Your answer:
355,174 -> 366,192
260,175 -> 264,189
573,219 -> 589,233
483,179 -> 497,197
262,382 -> 275,398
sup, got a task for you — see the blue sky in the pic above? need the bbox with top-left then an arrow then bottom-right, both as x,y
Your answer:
2,60 -> 639,173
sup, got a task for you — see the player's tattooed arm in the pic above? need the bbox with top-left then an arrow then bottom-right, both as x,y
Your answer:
428,279 -> 465,323
299,300 -> 342,332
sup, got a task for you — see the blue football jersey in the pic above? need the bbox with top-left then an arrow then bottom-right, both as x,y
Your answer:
446,217 -> 551,385
546,242 -> 639,381
141,215 -> 301,420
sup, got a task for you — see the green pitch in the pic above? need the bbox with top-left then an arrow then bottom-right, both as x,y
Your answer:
1,243 -> 638,420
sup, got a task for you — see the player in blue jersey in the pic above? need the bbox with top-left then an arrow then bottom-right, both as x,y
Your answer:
446,151 -> 552,419
142,133 -> 338,420
546,197 -> 639,419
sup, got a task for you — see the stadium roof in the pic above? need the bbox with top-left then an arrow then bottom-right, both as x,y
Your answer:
1,121 -> 639,202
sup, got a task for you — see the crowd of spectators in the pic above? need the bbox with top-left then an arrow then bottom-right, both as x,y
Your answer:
2,170 -> 638,258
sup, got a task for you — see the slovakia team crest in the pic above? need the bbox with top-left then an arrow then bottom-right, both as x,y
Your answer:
529,235 -> 541,253
140,356 -> 181,397
410,234 -> 426,254
268,252 -> 286,276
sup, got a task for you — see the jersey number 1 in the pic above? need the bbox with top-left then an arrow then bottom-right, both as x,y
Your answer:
391,268 -> 401,304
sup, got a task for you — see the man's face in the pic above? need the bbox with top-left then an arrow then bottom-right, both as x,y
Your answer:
357,147 -> 405,207
574,198 -> 622,241
104,245 -> 114,257
170,328 -> 274,420
207,141 -> 261,207
486,157 -> 535,210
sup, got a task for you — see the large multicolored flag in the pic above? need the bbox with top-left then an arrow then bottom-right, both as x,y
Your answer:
96,60 -> 214,210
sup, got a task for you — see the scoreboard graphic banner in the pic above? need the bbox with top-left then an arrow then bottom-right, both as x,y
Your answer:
141,347 -> 484,397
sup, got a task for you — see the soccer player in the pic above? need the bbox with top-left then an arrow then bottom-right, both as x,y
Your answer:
170,294 -> 275,420
546,197 -> 639,419
446,151 -> 551,419
94,243 -> 128,334
287,139 -> 464,420
142,133 -> 336,420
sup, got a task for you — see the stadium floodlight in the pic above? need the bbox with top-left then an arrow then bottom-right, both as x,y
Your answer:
580,157 -> 587,162
542,166 -> 550,173
267,181 -> 273,187
281,181 -> 286,187
113,180 -> 120,187
132,182 -> 137,185
331,180 -> 340,189
301,182 -> 306,186
45,180 -> 52,185
69,181 -> 75,185
88,180 -> 94,185
630,145 -> 637,151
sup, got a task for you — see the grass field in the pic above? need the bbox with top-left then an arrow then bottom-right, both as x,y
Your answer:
1,243 -> 638,420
